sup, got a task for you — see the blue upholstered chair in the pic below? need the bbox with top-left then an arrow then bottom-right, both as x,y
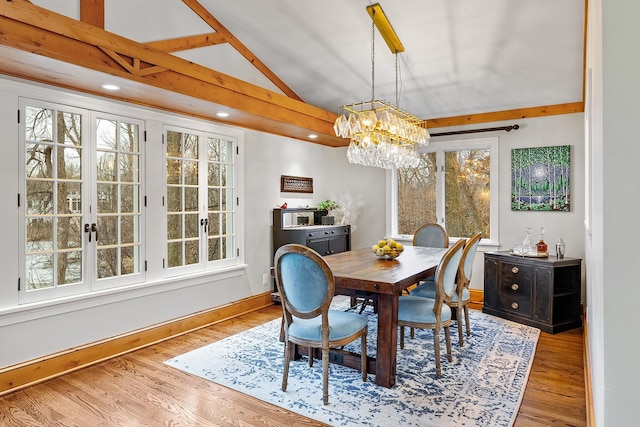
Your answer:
410,232 -> 482,346
274,244 -> 368,405
413,223 -> 449,249
398,238 -> 466,378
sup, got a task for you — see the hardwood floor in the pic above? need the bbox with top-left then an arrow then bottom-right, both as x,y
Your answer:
0,305 -> 586,426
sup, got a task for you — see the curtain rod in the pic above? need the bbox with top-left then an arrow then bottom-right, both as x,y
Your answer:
429,124 -> 519,138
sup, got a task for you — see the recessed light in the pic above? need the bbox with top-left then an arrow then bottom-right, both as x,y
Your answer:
308,134 -> 318,139
101,84 -> 120,91
216,112 -> 230,118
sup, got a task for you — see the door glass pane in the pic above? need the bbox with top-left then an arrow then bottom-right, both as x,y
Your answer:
397,152 -> 437,235
96,117 -> 142,281
444,149 -> 491,238
25,106 -> 84,292
166,130 -> 201,268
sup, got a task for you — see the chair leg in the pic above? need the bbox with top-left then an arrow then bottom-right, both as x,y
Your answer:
322,347 -> 329,405
282,342 -> 291,392
400,325 -> 405,349
457,306 -> 464,347
464,305 -> 471,336
308,347 -> 313,367
433,327 -> 441,378
444,325 -> 452,362
410,327 -> 415,339
360,333 -> 367,382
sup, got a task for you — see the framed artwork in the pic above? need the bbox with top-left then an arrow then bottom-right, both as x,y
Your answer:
511,145 -> 570,211
280,175 -> 313,193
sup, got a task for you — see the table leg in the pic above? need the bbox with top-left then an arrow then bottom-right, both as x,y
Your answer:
374,293 -> 398,387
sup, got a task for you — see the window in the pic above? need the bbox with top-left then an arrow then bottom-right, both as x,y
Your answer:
20,100 -> 145,303
394,137 -> 498,242
165,127 -> 237,274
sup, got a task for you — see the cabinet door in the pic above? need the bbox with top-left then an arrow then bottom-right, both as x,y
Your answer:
328,236 -> 347,254
483,257 -> 499,308
307,239 -> 329,255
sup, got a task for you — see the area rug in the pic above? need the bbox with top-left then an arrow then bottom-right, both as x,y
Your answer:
165,298 -> 540,427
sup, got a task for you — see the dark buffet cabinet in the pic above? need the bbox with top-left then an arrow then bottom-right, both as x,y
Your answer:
271,208 -> 350,298
272,208 -> 350,256
483,251 -> 582,333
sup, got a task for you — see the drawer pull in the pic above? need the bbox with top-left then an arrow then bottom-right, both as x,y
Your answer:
511,302 -> 519,310
511,284 -> 519,291
511,266 -> 519,274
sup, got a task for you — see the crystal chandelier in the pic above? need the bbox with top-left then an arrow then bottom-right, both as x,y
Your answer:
333,3 -> 429,169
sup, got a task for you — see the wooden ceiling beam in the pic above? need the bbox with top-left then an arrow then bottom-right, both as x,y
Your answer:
145,33 -> 227,53
80,0 -> 104,29
0,0 -> 341,143
181,0 -> 303,102
426,102 -> 584,128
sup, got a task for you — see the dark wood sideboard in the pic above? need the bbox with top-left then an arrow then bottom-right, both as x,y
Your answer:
271,208 -> 351,297
483,251 -> 582,333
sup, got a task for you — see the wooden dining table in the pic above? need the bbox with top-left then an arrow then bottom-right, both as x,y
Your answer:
323,245 -> 448,388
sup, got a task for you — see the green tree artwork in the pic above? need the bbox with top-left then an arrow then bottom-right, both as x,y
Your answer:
511,145 -> 570,211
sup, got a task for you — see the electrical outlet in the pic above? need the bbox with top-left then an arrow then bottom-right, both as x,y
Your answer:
262,273 -> 269,285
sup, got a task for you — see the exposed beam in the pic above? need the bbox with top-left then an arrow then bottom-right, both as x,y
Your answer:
145,32 -> 227,53
181,0 -> 303,102
426,102 -> 584,129
80,0 -> 104,29
0,0 -> 344,147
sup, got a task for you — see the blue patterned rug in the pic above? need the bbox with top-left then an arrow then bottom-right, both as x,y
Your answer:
165,297 -> 539,426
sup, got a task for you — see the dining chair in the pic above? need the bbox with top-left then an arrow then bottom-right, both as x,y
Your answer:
274,243 -> 368,405
397,238 -> 466,378
413,223 -> 449,248
410,232 -> 483,346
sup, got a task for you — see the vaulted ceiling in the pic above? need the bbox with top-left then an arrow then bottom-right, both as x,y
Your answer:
0,0 -> 586,146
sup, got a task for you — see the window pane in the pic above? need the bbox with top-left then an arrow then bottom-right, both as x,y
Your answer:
121,246 -> 137,275
26,143 -> 54,179
119,122 -> 138,152
98,215 -> 118,245
96,119 -> 117,150
397,152 -> 437,235
97,151 -> 117,181
167,214 -> 182,240
185,240 -> 199,265
25,106 -> 53,142
97,183 -> 118,213
97,247 -> 117,279
58,251 -> 82,285
58,146 -> 81,180
444,149 -> 490,238
27,181 -> 53,215
57,216 -> 82,249
168,241 -> 183,268
26,253 -> 54,290
120,153 -> 139,183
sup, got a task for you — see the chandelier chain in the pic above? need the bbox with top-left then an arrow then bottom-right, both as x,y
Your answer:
371,21 -> 375,102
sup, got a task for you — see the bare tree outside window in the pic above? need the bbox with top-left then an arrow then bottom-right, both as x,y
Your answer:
25,106 -> 83,290
397,147 -> 491,240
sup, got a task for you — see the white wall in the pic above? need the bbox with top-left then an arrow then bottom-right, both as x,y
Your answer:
586,1 -> 640,424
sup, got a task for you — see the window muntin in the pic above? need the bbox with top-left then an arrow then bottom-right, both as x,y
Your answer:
395,138 -> 497,242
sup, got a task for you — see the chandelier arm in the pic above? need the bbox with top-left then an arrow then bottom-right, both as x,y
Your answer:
395,53 -> 399,108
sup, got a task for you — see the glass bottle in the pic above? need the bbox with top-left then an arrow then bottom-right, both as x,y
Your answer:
536,227 -> 548,254
522,227 -> 532,253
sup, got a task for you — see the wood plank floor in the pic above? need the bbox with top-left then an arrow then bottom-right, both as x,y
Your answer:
0,305 -> 586,426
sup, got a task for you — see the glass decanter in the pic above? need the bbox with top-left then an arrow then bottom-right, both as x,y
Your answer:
536,227 -> 548,254
522,227 -> 533,253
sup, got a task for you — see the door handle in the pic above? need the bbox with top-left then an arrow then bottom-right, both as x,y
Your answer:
91,223 -> 98,242
84,223 -> 91,242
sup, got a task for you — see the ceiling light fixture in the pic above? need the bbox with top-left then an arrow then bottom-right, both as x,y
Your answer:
334,3 -> 429,169
216,112 -> 230,117
101,84 -> 120,91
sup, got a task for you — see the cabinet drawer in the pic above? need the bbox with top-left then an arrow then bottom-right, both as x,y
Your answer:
306,227 -> 349,239
498,261 -> 532,316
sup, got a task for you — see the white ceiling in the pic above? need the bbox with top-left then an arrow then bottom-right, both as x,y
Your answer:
27,0 -> 585,121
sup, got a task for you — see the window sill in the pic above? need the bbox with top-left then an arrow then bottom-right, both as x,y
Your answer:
0,264 -> 248,327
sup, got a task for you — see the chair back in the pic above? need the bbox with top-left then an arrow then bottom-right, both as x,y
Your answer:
459,232 -> 483,289
413,223 -> 449,248
274,244 -> 334,326
433,238 -> 466,309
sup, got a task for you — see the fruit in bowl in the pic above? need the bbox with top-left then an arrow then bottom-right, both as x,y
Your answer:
372,238 -> 404,259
